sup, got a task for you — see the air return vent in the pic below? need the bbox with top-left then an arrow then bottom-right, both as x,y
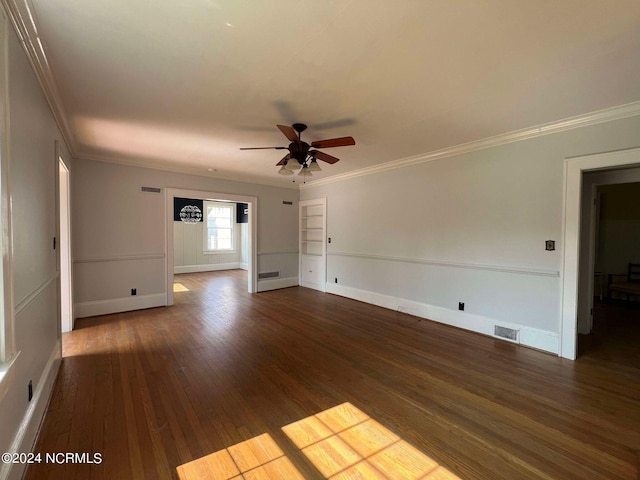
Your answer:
494,326 -> 519,342
258,271 -> 280,280
141,186 -> 161,193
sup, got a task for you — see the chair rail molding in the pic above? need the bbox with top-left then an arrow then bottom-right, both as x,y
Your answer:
328,251 -> 559,277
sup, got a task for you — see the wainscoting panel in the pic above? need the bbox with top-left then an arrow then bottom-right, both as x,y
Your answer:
325,253 -> 560,354
73,255 -> 166,306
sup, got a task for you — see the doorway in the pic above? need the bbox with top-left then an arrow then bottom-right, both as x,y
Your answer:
165,188 -> 257,306
58,152 -> 73,332
561,147 -> 640,359
577,175 -> 640,359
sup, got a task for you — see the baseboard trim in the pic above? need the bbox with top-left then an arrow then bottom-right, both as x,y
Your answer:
0,341 -> 61,480
257,276 -> 298,292
325,283 -> 559,355
75,293 -> 166,318
174,263 -> 241,274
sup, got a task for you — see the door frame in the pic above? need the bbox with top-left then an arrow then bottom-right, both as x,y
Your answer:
165,188 -> 257,305
0,3 -> 14,362
561,146 -> 640,359
56,143 -> 73,333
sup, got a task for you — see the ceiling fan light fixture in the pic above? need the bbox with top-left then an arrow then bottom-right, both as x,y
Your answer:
298,165 -> 312,176
278,165 -> 293,175
307,158 -> 321,172
286,159 -> 302,170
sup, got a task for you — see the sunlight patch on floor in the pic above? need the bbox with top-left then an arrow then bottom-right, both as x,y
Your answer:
173,282 -> 190,292
177,403 -> 459,479
176,433 -> 304,480
282,402 -> 460,479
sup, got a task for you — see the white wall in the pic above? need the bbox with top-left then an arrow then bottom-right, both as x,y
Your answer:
73,160 -> 299,317
240,222 -> 249,269
0,24 -> 68,480
301,115 -> 640,355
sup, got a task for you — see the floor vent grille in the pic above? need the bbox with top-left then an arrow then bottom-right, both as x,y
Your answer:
258,271 -> 280,279
494,326 -> 519,342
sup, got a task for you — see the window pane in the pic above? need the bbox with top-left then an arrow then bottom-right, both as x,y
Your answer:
205,203 -> 234,250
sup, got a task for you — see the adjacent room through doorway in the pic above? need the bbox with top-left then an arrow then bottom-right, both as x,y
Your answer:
166,188 -> 257,306
173,197 -> 249,293
578,180 -> 640,363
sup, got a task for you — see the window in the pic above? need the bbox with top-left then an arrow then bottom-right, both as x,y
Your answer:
203,201 -> 235,252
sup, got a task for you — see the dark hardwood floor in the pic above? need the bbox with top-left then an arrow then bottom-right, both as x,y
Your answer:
579,298 -> 640,365
26,271 -> 640,479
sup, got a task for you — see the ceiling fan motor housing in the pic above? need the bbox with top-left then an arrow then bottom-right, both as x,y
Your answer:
289,141 -> 310,163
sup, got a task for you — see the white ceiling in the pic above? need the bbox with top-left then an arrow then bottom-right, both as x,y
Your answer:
12,0 -> 640,186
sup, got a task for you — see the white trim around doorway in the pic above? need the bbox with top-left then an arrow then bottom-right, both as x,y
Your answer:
561,147 -> 640,359
57,144 -> 73,333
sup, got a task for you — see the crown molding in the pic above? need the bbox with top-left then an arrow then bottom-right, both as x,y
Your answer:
1,0 -> 78,154
2,0 -> 298,190
6,0 -> 640,193
302,101 -> 640,189
74,150 -> 300,190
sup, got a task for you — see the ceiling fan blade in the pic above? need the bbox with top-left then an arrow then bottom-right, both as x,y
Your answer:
277,125 -> 299,142
276,154 -> 290,166
311,136 -> 355,148
313,150 -> 340,164
239,146 -> 287,150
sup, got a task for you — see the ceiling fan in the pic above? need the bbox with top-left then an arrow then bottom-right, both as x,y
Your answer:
240,123 -> 356,178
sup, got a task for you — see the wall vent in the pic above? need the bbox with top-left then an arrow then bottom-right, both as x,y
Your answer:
494,325 -> 519,342
258,271 -> 280,279
141,186 -> 161,193
282,201 -> 293,205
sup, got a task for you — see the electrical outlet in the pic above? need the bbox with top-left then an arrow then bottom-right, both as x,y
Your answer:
28,380 -> 33,402
328,237 -> 332,243
458,302 -> 465,311
334,277 -> 338,283
131,288 -> 137,296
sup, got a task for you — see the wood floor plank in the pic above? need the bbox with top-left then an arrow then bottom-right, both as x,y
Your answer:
25,271 -> 640,480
